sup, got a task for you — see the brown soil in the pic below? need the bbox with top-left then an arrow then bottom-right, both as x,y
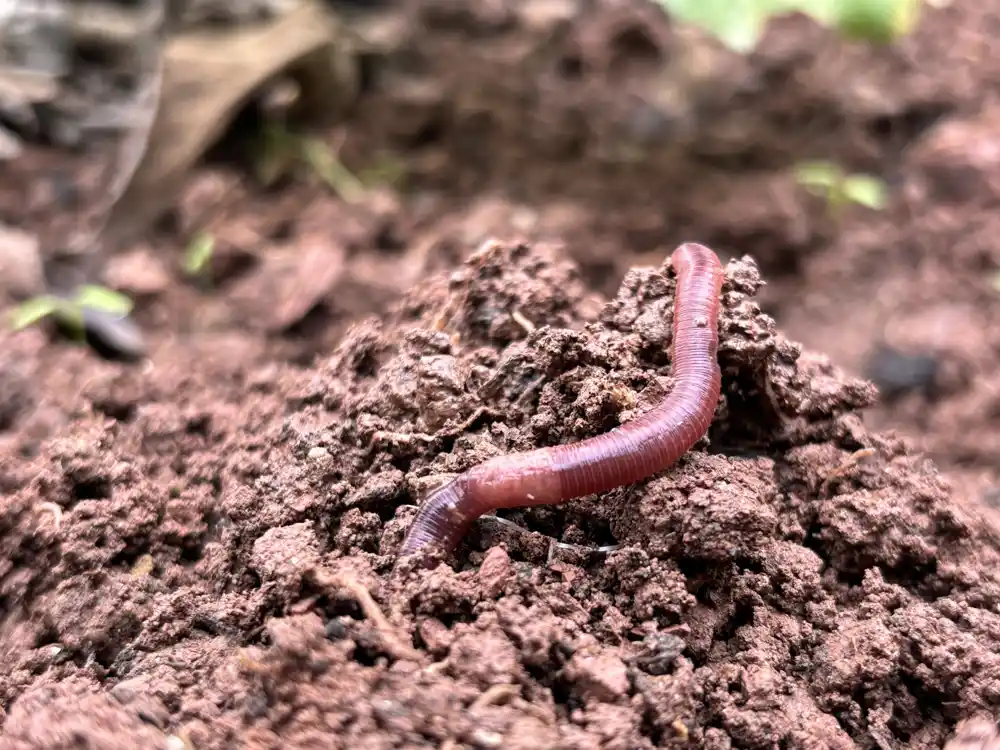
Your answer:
5,1 -> 1000,748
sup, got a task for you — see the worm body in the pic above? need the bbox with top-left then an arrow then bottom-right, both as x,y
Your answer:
397,243 -> 725,562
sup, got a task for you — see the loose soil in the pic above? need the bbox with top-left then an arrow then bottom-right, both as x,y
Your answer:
5,1 -> 1000,748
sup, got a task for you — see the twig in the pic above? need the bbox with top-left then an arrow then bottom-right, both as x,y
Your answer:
479,514 -> 621,561
370,407 -> 496,451
470,684 -> 519,710
821,447 -> 877,494
371,429 -> 437,447
36,502 -> 63,531
311,570 -> 422,663
511,310 -> 535,334
441,684 -> 521,750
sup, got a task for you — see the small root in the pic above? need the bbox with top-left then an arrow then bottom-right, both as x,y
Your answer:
547,538 -> 622,563
479,514 -> 621,562
511,309 -> 536,333
470,683 -> 519,711
672,719 -> 690,741
371,429 -> 437,448
446,406 -> 497,437
511,694 -> 555,725
821,447 -> 878,494
371,408 -> 497,451
514,373 -> 547,407
441,685 -> 521,750
312,571 -> 423,663
36,502 -> 63,531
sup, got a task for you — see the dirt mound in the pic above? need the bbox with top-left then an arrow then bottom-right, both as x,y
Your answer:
3,239 -> 1000,748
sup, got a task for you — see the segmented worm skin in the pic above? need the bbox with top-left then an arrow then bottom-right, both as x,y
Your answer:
397,243 -> 725,562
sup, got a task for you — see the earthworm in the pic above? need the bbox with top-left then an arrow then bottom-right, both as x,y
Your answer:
396,242 -> 725,563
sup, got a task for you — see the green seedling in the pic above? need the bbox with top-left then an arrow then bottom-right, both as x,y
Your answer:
255,121 -> 297,187
182,231 -> 216,281
795,161 -> 888,216
300,136 -> 367,203
357,152 -> 407,189
254,122 -> 365,203
9,285 -> 134,339
833,0 -> 921,43
657,0 -> 922,53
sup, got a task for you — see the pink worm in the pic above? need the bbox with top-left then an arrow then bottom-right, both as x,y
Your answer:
396,243 -> 724,563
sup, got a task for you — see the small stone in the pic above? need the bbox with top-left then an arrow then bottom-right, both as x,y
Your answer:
110,677 -> 147,704
633,632 -> 685,675
0,126 -> 22,159
325,618 -> 347,640
477,546 -> 511,599
469,728 -> 503,748
0,224 -> 44,298
307,446 -> 329,460
79,308 -> 147,362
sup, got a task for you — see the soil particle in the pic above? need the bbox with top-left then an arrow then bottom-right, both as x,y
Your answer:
0,356 -> 34,433
476,546 -> 512,599
562,650 -> 629,703
444,626 -> 524,689
249,522 -> 321,589
2,678 -> 171,750
906,101 -> 1000,207
946,719 -> 1000,750
104,247 -> 173,301
0,224 -> 44,301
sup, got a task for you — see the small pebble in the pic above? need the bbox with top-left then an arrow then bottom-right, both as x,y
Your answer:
864,343 -> 938,401
477,546 -> 511,599
0,126 -> 23,159
469,728 -> 504,748
0,224 -> 44,297
324,618 -> 347,640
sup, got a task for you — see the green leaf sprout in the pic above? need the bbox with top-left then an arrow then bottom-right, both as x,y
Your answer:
9,285 -> 134,336
657,0 -> 922,53
182,231 -> 216,278
795,160 -> 888,215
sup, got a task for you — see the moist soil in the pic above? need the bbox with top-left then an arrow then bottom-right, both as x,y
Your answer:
5,1 -> 1000,748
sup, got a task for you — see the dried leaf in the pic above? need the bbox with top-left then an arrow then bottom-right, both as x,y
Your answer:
101,0 -> 353,251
